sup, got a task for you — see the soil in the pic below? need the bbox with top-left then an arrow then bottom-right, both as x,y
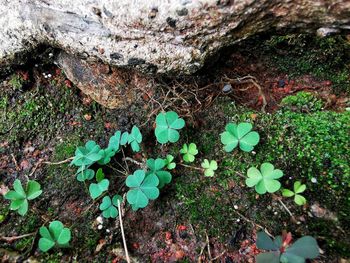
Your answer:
0,34 -> 349,263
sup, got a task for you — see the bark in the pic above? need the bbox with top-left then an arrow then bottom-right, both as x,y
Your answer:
1,0 -> 350,75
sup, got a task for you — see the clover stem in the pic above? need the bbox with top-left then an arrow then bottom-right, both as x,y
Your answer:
123,157 -> 144,167
277,198 -> 295,220
42,157 -> 74,165
117,199 -> 130,263
178,163 -> 203,171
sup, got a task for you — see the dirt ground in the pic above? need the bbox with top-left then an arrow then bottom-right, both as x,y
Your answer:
0,34 -> 349,262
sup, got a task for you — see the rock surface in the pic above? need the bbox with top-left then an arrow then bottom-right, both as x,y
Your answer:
1,0 -> 350,74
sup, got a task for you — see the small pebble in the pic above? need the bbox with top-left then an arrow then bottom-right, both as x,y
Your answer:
222,83 -> 232,93
233,205 -> 238,210
97,225 -> 103,230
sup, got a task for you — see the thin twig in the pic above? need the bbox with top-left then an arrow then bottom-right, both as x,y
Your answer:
178,163 -> 203,171
11,154 -> 20,171
0,232 -> 36,242
205,231 -> 212,262
277,198 -> 295,219
42,157 -> 74,165
123,157 -> 144,167
117,198 -> 130,263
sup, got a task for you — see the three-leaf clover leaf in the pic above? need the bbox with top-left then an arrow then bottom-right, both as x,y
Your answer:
76,167 -> 95,182
245,163 -> 283,194
201,159 -> 218,177
128,126 -> 143,152
155,111 -> 185,144
282,181 -> 307,206
126,170 -> 160,210
180,143 -> 198,163
39,220 -> 71,252
164,154 -> 176,170
146,158 -> 172,188
97,148 -> 116,165
221,122 -> 260,152
4,179 -> 42,216
89,179 -> 109,199
71,141 -> 102,167
108,131 -> 121,152
99,195 -> 123,218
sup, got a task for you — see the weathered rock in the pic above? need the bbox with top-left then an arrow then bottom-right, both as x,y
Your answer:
1,0 -> 350,74
57,52 -> 151,109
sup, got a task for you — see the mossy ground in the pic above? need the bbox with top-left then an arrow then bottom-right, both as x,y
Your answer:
0,34 -> 349,262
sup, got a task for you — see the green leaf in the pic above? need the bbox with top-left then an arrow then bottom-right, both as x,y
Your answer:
96,168 -> 105,183
10,199 -> 25,210
39,221 -> 71,252
26,180 -> 42,200
201,159 -> 218,177
4,190 -> 24,200
97,148 -> 115,165
245,163 -> 283,195
282,189 -> 295,197
294,194 -> 307,206
76,168 -> 95,182
256,231 -> 279,250
221,122 -> 259,152
120,131 -> 129,145
112,195 -> 123,206
71,141 -> 102,167
99,195 -> 121,218
108,131 -> 121,152
13,179 -> 26,198
146,159 -> 172,188
180,143 -> 198,163
284,236 -> 319,259
126,170 -> 160,209
128,126 -> 142,152
39,237 -> 55,252
155,111 -> 185,144
164,155 -> 176,170
89,179 -> 109,199
256,252 -> 280,263
294,181 -> 306,194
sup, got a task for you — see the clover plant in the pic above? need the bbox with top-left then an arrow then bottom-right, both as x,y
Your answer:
89,179 -> 109,199
155,111 -> 185,144
126,170 -> 159,210
221,122 -> 260,152
256,231 -> 319,263
201,159 -> 218,177
99,195 -> 123,218
245,163 -> 283,194
39,221 -> 71,252
97,148 -> 116,165
76,167 -> 94,182
164,154 -> 176,170
282,181 -> 307,206
4,179 -> 42,216
180,143 -> 198,163
146,158 -> 172,188
71,141 -> 102,166
120,131 -> 129,146
128,126 -> 142,152
108,130 -> 121,152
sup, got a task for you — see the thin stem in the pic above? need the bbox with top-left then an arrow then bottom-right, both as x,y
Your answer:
178,163 -> 203,171
277,198 -> 294,219
117,199 -> 130,263
0,232 -> 36,242
123,157 -> 143,166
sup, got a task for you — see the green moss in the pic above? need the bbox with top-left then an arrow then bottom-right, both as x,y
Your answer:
280,92 -> 324,112
53,136 -> 82,161
9,74 -> 25,90
263,34 -> 350,94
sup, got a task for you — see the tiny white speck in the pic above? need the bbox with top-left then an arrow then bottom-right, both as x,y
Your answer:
96,216 -> 103,224
274,211 -> 278,215
236,218 -> 240,222
252,151 -> 256,155
48,74 -> 52,78
311,177 -> 317,183
49,53 -> 53,57
106,229 -> 110,233
97,225 -> 103,230
234,205 -> 238,210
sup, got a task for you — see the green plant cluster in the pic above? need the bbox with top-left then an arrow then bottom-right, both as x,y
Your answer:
280,92 -> 324,112
256,231 -> 319,263
264,34 -> 350,94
